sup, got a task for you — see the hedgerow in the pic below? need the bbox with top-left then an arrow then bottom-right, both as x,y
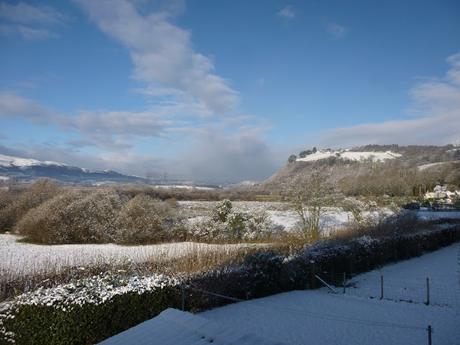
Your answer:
0,274 -> 179,345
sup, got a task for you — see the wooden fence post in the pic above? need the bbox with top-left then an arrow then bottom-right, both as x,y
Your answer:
181,284 -> 185,311
380,275 -> 384,300
309,261 -> 316,289
426,278 -> 430,306
343,272 -> 346,294
427,325 -> 432,345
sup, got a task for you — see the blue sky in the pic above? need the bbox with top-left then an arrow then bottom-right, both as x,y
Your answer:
0,0 -> 460,183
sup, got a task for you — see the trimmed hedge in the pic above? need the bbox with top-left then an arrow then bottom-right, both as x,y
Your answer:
0,287 -> 179,345
185,226 -> 460,309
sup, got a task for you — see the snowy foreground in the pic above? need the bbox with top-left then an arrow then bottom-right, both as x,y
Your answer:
100,308 -> 284,345
199,243 -> 460,345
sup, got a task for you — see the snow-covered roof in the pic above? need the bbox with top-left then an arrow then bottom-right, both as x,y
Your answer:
0,154 -> 66,167
296,149 -> 401,163
99,308 -> 286,345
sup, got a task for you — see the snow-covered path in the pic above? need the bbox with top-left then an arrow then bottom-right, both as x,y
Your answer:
201,243 -> 460,345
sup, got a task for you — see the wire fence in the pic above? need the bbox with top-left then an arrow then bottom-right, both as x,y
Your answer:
315,272 -> 460,308
181,282 -> 434,345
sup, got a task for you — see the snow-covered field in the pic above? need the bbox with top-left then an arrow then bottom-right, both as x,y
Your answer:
0,234 -> 254,280
153,185 -> 217,190
201,243 -> 460,345
179,201 -> 391,232
181,201 -> 460,233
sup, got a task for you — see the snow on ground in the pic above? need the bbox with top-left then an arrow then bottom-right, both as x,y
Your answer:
417,210 -> 460,221
0,234 -> 254,280
347,243 -> 460,308
180,201 -> 392,232
417,161 -> 458,171
201,243 -> 460,345
153,185 -> 217,190
296,150 -> 401,163
266,209 -> 361,231
99,308 -> 285,345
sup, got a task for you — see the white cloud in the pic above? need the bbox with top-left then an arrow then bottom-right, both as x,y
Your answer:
320,110 -> 460,147
0,92 -> 56,121
319,52 -> 460,147
325,23 -> 346,38
0,92 -> 175,150
0,2 -> 66,25
75,0 -> 239,116
0,2 -> 66,40
278,5 -> 295,19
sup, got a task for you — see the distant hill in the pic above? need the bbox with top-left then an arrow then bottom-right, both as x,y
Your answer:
259,145 -> 460,197
0,154 -> 148,185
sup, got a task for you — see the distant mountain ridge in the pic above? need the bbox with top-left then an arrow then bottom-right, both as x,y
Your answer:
0,154 -> 148,185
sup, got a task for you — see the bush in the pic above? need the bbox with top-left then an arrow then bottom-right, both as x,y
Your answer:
114,194 -> 173,244
212,199 -> 232,222
15,190 -> 181,244
188,201 -> 274,242
0,189 -> 15,233
0,179 -> 61,232
15,189 -> 126,244
14,190 -> 85,243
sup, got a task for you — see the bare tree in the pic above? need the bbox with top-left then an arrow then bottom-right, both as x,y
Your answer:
288,170 -> 335,241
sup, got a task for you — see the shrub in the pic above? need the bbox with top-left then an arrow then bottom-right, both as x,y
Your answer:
15,189 -> 125,244
0,179 -> 61,232
59,189 -> 125,243
212,199 -> 232,222
288,154 -> 297,163
188,218 -> 227,241
165,197 -> 178,208
14,190 -> 85,243
0,189 -> 15,233
114,194 -> 173,244
243,210 -> 274,240
15,190 -> 182,244
188,201 -> 274,242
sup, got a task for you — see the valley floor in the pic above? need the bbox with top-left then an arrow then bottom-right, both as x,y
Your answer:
201,243 -> 460,345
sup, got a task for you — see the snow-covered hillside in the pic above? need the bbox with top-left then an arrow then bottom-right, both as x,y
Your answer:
0,153 -> 148,184
0,154 -> 66,167
296,149 -> 402,163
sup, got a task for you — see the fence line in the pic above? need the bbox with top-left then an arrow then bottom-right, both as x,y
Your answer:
183,283 -> 430,339
314,272 -> 460,308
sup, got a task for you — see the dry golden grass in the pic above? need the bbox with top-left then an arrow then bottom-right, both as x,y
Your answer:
0,244 -> 269,301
